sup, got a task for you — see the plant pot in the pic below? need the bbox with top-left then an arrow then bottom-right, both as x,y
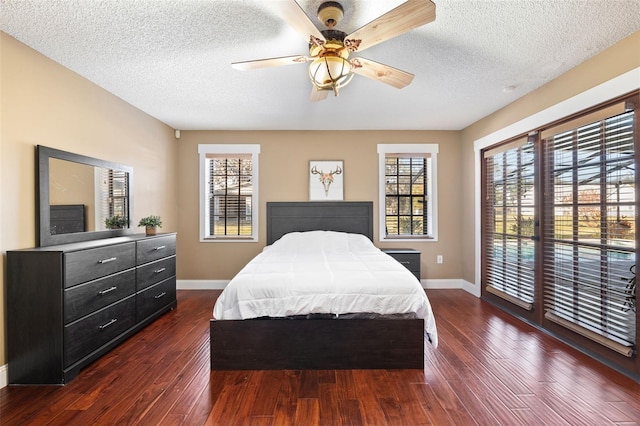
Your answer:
145,226 -> 157,236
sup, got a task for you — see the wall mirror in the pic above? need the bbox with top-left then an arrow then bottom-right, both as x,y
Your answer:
37,145 -> 134,246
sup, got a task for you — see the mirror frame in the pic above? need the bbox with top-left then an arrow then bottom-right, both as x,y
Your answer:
37,145 -> 135,246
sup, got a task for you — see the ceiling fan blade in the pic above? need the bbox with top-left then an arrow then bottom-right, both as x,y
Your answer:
350,57 -> 414,89
232,55 -> 310,71
310,88 -> 330,102
345,0 -> 436,53
271,1 -> 326,45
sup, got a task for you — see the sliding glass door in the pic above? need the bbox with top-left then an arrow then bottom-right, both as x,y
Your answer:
541,105 -> 636,357
483,136 -> 538,322
481,94 -> 638,377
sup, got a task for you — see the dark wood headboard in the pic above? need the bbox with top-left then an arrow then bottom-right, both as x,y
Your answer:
266,201 -> 373,245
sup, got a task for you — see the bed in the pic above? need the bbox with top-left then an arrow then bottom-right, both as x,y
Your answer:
210,201 -> 437,370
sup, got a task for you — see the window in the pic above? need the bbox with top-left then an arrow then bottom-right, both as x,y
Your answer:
378,144 -> 438,241
98,168 -> 128,219
96,167 -> 129,229
198,144 -> 260,242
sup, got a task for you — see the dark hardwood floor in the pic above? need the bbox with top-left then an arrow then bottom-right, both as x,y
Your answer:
1,289 -> 639,425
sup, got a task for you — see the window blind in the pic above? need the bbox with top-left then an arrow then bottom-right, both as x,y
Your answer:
99,168 -> 128,218
384,156 -> 429,237
542,110 -> 636,351
484,136 -> 536,309
208,157 -> 253,237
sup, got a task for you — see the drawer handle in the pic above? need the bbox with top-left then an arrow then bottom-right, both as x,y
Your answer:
154,292 -> 167,299
98,257 -> 117,264
99,318 -> 118,330
154,246 -> 166,251
154,268 -> 166,274
98,286 -> 117,295
399,261 -> 410,265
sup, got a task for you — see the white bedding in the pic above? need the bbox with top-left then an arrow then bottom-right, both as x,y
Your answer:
212,230 -> 438,347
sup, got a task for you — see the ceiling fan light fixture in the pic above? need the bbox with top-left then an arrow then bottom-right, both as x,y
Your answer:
232,0 -> 437,101
308,55 -> 353,96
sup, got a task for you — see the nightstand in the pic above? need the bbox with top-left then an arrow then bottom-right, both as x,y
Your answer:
382,248 -> 421,281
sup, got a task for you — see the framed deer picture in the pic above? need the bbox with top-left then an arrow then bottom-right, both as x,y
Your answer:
309,160 -> 344,201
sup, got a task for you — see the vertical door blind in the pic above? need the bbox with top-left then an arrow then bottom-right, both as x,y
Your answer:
542,107 -> 636,355
484,137 -> 536,310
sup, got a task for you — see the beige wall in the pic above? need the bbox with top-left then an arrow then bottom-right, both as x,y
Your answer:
49,159 -> 96,231
177,130 -> 462,281
459,31 -> 640,284
0,33 -> 178,367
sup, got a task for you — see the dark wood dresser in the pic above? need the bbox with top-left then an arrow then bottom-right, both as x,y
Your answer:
7,233 -> 176,385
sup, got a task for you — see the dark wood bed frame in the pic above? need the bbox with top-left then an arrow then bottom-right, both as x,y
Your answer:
210,201 -> 425,370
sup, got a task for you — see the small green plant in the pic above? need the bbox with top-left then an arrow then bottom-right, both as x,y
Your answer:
138,215 -> 162,235
105,215 -> 128,229
138,215 -> 162,228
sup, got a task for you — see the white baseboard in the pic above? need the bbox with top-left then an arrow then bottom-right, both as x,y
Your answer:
177,280 -> 229,290
422,278 -> 480,297
0,363 -> 7,389
462,279 -> 481,297
421,278 -> 462,289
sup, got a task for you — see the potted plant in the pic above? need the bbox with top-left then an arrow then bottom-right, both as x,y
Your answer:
138,215 -> 162,236
105,215 -> 128,229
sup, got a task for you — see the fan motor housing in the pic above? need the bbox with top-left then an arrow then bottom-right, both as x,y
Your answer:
309,29 -> 349,59
317,1 -> 344,28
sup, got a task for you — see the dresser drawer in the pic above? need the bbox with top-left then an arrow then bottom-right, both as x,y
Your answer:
64,269 -> 136,323
64,296 -> 136,367
136,256 -> 176,291
136,278 -> 176,322
65,243 -> 136,287
137,235 -> 176,265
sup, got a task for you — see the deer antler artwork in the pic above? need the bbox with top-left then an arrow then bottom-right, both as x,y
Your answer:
310,161 -> 344,200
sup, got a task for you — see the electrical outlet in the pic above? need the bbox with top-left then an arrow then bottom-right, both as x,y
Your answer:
437,255 -> 443,264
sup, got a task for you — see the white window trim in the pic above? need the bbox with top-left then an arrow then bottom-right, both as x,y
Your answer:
198,144 -> 260,242
377,143 -> 439,243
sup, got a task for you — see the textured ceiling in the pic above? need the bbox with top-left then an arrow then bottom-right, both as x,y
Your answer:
1,0 -> 639,131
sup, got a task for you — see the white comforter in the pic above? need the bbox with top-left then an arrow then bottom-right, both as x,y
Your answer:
213,231 -> 438,347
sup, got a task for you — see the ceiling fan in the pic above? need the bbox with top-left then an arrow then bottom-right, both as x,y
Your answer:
232,0 -> 436,101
